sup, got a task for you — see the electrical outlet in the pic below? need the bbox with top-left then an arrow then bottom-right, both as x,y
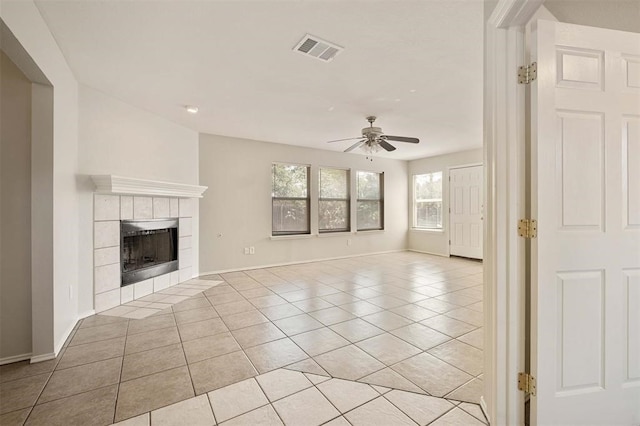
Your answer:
249,246 -> 255,255
244,247 -> 250,255
347,239 -> 352,246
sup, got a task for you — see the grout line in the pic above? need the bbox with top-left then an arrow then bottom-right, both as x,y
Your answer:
112,318 -> 130,424
422,401 -> 461,425
374,393 -> 423,425
17,370 -> 54,424
252,376 -> 288,425
457,402 -> 490,424
175,305 -> 199,400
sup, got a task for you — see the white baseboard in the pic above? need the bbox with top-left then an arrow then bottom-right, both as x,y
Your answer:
407,248 -> 449,257
480,396 -> 490,424
1,311 -> 87,365
0,352 -> 33,365
53,318 -> 79,357
30,352 -> 56,363
199,249 -> 405,276
79,309 -> 96,319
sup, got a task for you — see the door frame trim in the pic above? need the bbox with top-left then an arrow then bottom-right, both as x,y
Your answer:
483,0 -> 542,424
449,162 -> 484,171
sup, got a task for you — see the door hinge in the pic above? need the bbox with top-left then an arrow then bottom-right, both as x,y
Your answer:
518,219 -> 537,238
518,372 -> 537,395
518,62 -> 537,84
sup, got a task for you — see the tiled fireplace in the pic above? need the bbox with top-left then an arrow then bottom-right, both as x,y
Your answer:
93,194 -> 195,312
91,175 -> 207,313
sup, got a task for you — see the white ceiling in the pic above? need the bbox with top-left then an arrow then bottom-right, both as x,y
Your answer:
544,0 -> 640,34
35,0 -> 484,160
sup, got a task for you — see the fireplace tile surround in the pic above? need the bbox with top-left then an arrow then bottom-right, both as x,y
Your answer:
93,194 -> 195,313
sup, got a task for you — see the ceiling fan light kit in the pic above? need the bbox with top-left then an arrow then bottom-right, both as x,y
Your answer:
362,142 -> 382,155
327,116 -> 419,155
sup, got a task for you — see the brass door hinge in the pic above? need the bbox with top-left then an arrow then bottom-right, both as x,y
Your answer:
518,62 -> 537,84
518,219 -> 537,239
518,372 -> 537,395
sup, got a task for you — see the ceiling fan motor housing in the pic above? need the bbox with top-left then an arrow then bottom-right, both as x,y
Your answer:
362,126 -> 383,139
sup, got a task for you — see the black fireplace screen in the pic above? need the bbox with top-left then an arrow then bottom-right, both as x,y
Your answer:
121,219 -> 178,286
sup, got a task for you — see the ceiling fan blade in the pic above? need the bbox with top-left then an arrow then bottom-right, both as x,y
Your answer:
327,137 -> 363,143
378,140 -> 396,152
344,140 -> 365,152
383,135 -> 419,144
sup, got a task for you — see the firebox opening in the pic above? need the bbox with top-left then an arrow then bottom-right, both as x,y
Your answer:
121,219 -> 178,286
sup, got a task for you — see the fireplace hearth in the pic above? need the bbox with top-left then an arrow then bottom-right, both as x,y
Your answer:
121,219 -> 178,286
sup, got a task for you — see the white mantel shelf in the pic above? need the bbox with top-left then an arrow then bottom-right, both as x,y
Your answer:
91,175 -> 208,198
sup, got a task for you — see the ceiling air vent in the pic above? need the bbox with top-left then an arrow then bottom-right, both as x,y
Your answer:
293,34 -> 343,62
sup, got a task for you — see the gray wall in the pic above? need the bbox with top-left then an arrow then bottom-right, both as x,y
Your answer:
0,51 -> 32,360
199,133 -> 409,273
407,148 -> 483,256
484,0 -> 499,21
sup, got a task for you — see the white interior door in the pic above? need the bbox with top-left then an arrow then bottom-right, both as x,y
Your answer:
449,165 -> 483,259
531,20 -> 640,425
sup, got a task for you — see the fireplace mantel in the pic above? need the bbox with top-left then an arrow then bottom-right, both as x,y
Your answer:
91,175 -> 207,198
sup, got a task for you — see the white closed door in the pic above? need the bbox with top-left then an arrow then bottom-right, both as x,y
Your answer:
449,165 -> 483,259
531,20 -> 640,425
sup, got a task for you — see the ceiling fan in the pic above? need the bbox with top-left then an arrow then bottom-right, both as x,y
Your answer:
327,116 -> 419,153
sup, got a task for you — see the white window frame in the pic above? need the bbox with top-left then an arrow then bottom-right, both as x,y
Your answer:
412,172 -> 443,230
271,163 -> 311,236
318,167 -> 350,233
356,171 -> 384,231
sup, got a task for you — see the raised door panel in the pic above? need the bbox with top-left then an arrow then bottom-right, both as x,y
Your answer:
623,116 -> 640,228
557,111 -> 604,230
556,270 -> 604,394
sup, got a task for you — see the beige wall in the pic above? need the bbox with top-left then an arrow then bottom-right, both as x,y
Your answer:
0,51 -> 32,360
199,134 -> 409,273
407,148 -> 483,256
77,85 -> 200,315
0,0 -> 202,358
484,0 -> 498,21
2,0 -> 79,359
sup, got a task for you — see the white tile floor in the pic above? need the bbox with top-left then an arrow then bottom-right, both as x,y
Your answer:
100,280 -> 225,319
0,251 -> 486,425
114,369 -> 487,426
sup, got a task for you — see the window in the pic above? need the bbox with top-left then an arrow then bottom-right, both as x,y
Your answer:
319,168 -> 350,233
272,163 -> 310,235
357,171 -> 383,231
413,172 -> 443,229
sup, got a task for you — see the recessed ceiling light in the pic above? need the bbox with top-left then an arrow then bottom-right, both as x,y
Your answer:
409,89 -> 417,93
185,105 -> 199,114
328,106 -> 335,112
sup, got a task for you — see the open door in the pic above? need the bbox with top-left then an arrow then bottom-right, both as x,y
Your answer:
530,20 -> 640,424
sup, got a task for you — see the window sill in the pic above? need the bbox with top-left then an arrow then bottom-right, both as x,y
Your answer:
355,229 -> 385,235
410,228 -> 444,233
269,234 -> 315,241
317,231 -> 354,238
